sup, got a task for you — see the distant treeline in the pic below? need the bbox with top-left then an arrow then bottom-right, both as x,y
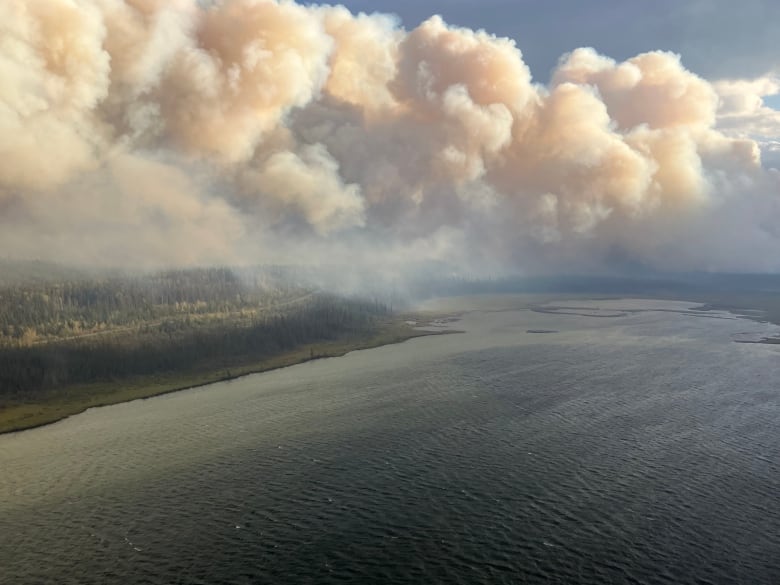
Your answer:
409,273 -> 780,298
0,294 -> 389,402
0,267 -> 313,343
0,266 -> 393,402
410,271 -> 780,299
409,272 -> 780,325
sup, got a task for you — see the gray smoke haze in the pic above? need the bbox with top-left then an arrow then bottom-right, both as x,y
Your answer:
1,0 -> 779,274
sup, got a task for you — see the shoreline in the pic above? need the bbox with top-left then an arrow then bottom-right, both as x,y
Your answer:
0,316 -> 460,436
4,293 -> 777,436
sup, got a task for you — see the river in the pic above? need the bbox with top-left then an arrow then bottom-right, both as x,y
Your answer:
1,297 -> 779,584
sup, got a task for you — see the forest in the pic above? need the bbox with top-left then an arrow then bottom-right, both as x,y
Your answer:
0,266 -> 395,411
0,265 -> 319,344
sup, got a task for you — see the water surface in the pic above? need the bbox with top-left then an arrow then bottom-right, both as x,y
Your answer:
1,297 -> 779,584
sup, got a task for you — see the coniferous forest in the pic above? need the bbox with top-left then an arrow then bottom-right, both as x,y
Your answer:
0,265 -> 404,424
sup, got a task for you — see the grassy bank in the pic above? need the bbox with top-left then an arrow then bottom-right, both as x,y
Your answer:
0,317 -> 451,435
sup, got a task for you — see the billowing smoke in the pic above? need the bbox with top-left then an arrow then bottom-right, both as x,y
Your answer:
1,0 -> 778,273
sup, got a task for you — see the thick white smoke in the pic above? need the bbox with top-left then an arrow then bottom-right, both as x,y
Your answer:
0,0 -> 778,273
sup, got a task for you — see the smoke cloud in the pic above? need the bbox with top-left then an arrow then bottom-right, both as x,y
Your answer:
1,0 -> 778,273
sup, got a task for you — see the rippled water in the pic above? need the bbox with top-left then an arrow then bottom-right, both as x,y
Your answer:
1,297 -> 779,584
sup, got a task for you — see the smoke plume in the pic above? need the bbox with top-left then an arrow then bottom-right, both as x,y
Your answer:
1,0 -> 778,273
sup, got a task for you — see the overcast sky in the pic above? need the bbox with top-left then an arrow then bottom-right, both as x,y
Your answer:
330,0 -> 780,84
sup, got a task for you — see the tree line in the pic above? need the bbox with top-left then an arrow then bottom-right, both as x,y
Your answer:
0,267 -> 391,403
0,294 -> 389,403
0,267 -> 314,344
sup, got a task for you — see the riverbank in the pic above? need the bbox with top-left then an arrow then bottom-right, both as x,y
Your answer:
0,316 -> 457,435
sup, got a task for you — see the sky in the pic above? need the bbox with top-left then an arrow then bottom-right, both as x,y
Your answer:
333,0 -> 780,81
1,0 -> 779,275
329,0 -> 780,165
